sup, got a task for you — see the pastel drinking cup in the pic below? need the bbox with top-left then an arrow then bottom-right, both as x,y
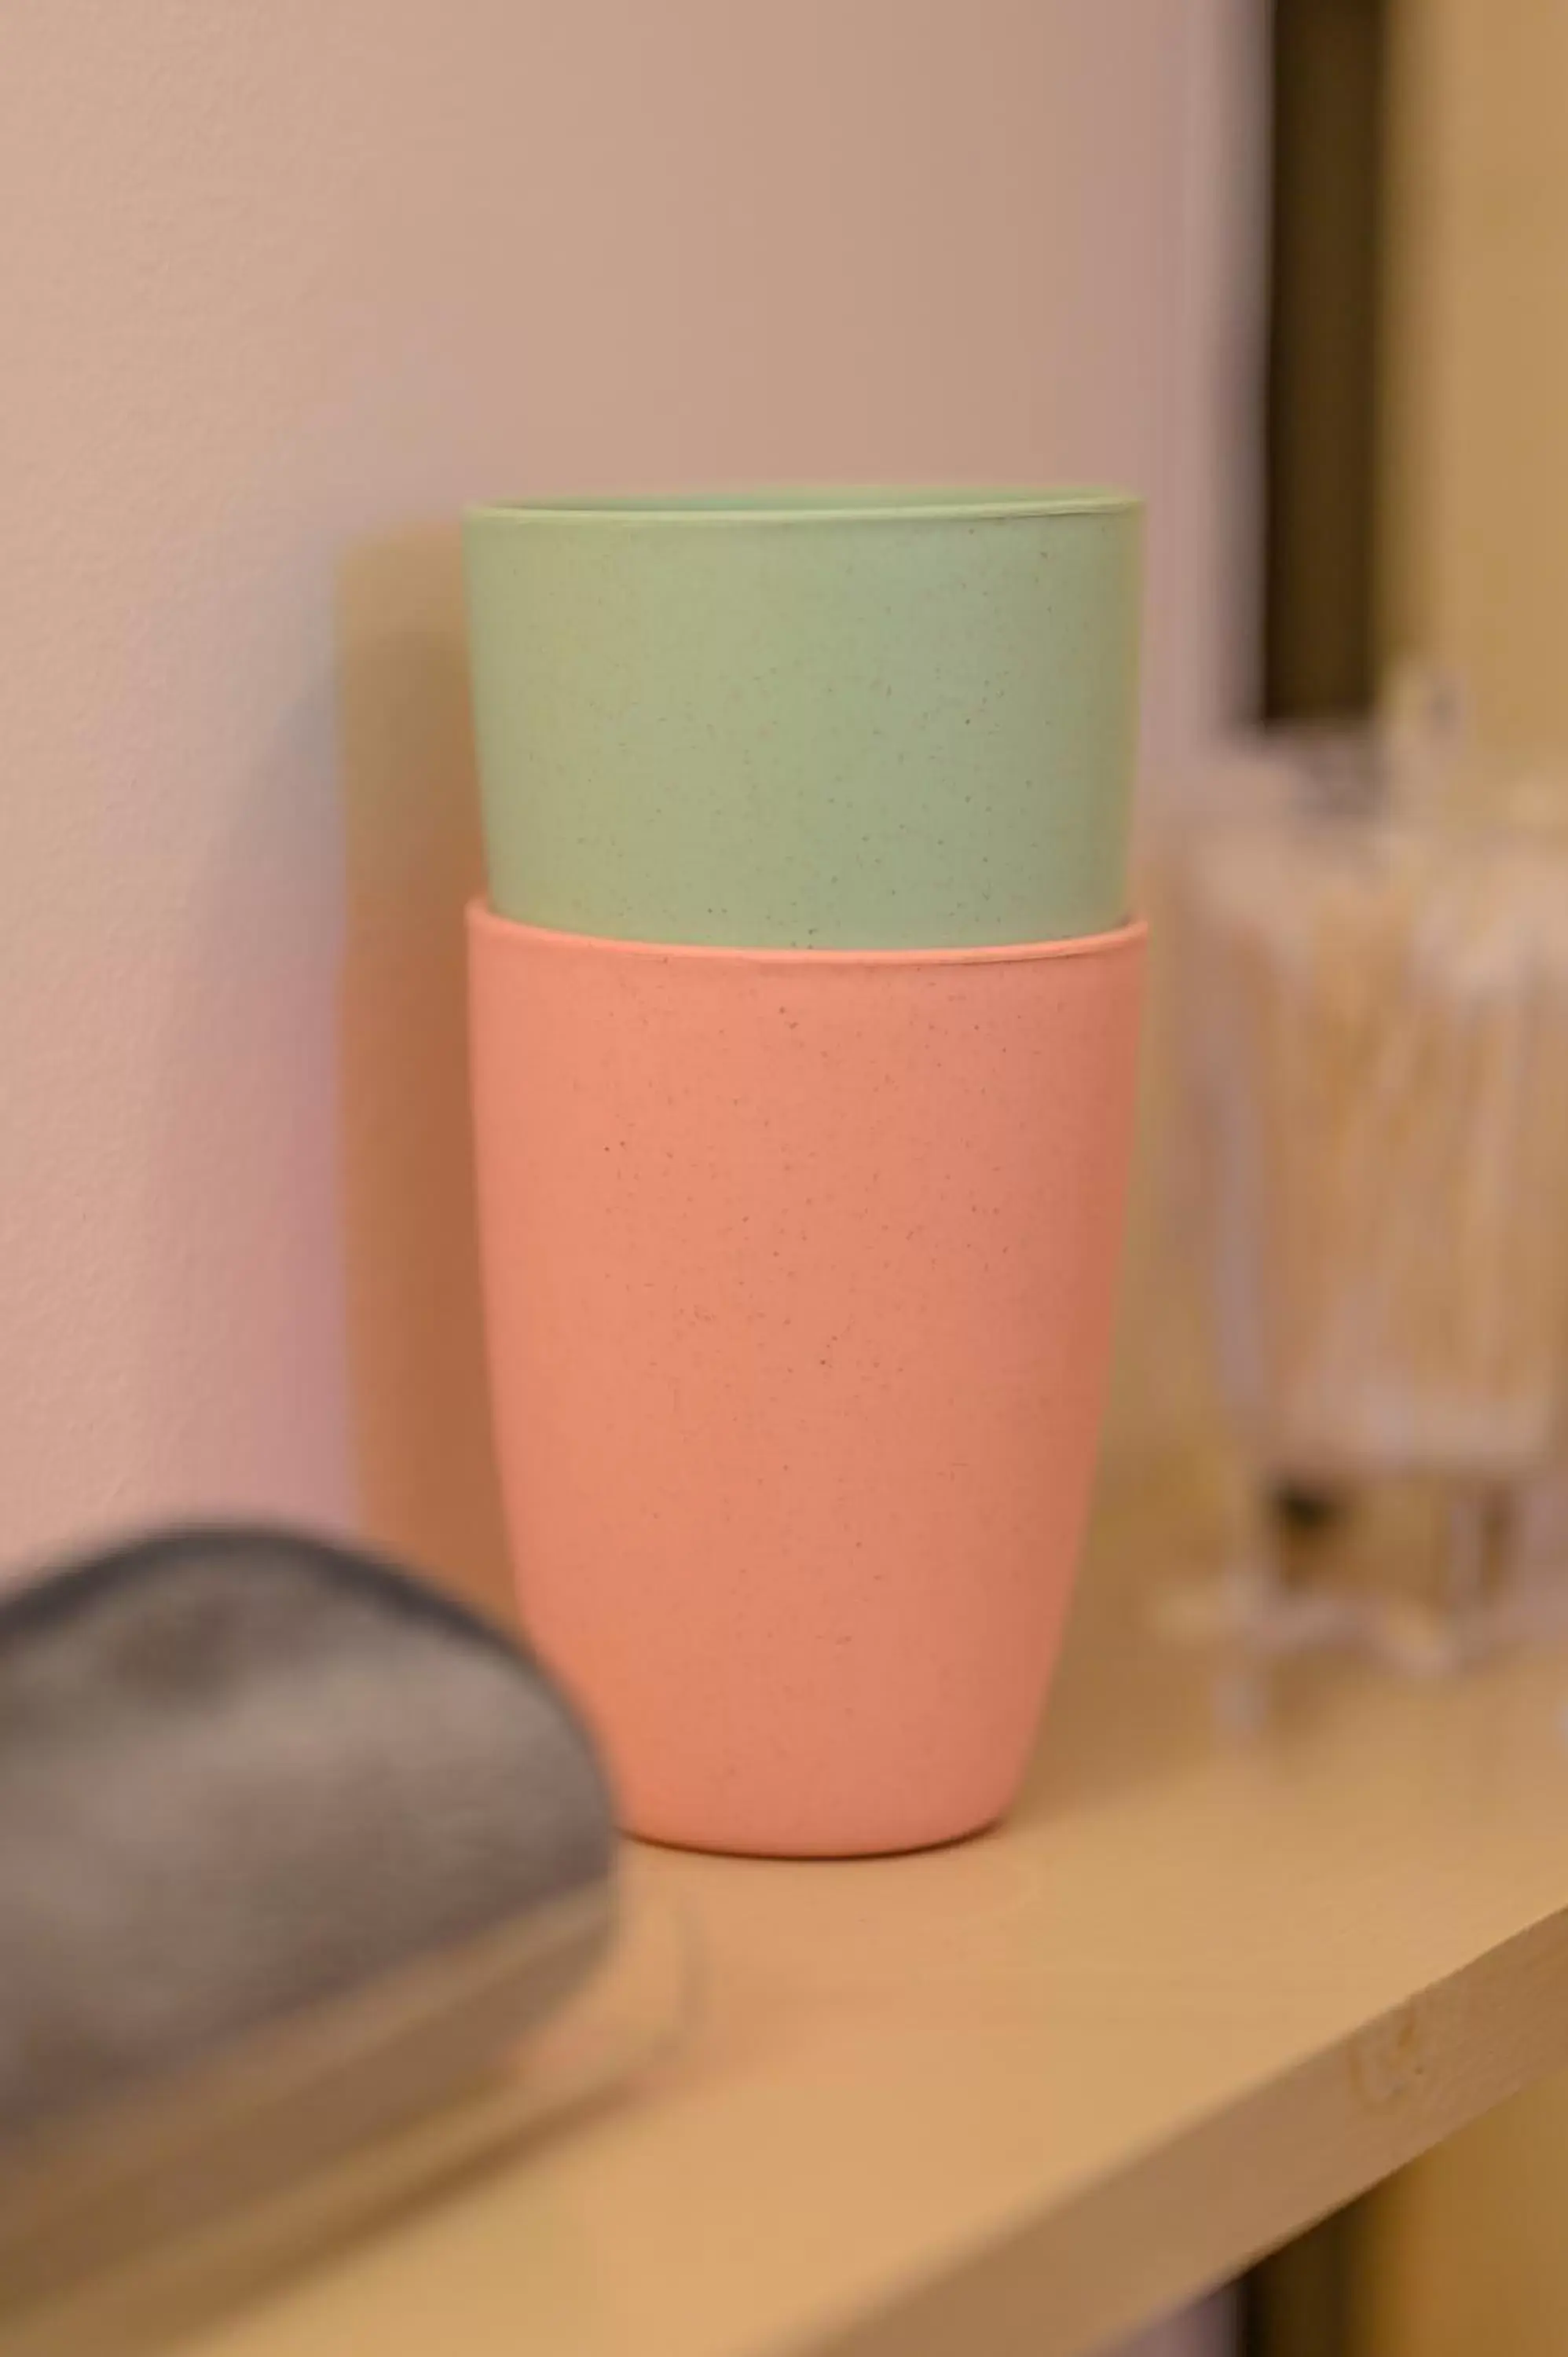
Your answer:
469,903 -> 1145,1857
463,486 -> 1141,951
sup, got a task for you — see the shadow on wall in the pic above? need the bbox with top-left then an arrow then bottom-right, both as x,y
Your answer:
335,530 -> 512,1623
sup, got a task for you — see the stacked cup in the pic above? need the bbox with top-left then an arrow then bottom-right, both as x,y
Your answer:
464,487 -> 1145,1857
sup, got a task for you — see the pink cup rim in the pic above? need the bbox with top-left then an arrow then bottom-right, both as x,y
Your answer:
468,901 -> 1145,970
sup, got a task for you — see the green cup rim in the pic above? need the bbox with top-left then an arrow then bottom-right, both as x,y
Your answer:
465,484 -> 1141,530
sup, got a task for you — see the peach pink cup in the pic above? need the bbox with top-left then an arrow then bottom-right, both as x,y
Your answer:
469,904 -> 1145,1857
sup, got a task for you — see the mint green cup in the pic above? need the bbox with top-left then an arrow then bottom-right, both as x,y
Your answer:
463,486 -> 1141,950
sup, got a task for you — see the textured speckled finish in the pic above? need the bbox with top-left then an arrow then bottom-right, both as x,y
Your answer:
463,488 -> 1141,949
469,903 -> 1145,1857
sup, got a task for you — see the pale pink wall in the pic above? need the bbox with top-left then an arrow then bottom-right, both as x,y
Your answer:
1,1 -> 1260,1611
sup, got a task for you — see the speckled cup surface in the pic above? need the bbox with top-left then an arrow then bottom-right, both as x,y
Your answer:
464,487 -> 1141,949
470,903 -> 1145,1857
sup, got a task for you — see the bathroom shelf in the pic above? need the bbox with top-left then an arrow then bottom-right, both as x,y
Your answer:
24,1484 -> 1568,2357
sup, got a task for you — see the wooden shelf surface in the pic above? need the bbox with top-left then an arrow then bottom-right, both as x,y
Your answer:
22,1490 -> 1568,2357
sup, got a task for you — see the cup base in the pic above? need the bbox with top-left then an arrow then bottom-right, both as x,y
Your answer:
624,1799 -> 1009,1862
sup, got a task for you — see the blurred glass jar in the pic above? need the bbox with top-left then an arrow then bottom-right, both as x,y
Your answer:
1167,698 -> 1568,1660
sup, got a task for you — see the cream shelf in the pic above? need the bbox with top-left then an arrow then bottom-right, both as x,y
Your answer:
25,1490 -> 1568,2357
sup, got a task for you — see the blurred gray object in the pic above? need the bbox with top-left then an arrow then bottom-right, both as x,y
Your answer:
0,1525 -> 617,2301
